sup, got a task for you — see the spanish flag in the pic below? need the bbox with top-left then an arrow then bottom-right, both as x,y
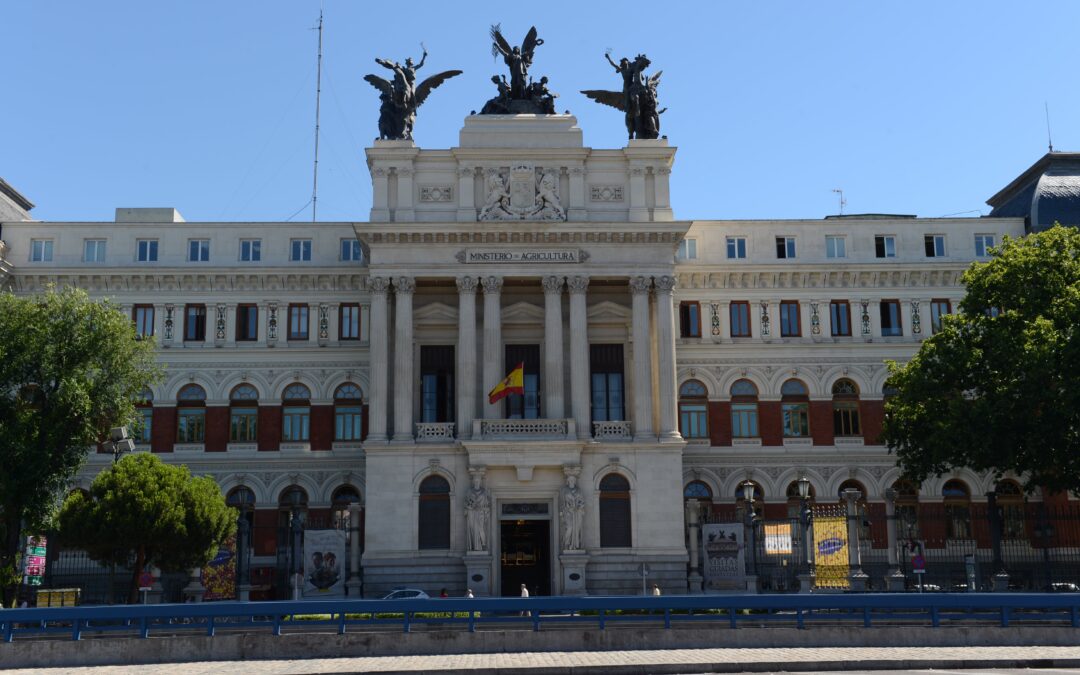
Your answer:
488,362 -> 525,404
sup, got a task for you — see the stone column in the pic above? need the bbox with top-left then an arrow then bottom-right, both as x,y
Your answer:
542,276 -> 566,419
867,299 -> 881,340
843,488 -> 870,591
653,276 -> 681,441
371,167 -> 390,221
392,276 -> 415,442
395,167 -> 415,222
653,166 -> 673,220
884,488 -> 907,591
457,166 -> 476,222
568,166 -> 586,221
627,166 -> 648,222
568,276 -> 591,440
717,300 -> 730,342
481,276 -> 503,419
367,277 -> 391,442
799,301 -> 814,341
630,276 -> 655,440
346,503 -> 363,597
456,277 -> 478,439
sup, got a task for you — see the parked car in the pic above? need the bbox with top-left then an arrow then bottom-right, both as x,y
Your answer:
381,588 -> 429,600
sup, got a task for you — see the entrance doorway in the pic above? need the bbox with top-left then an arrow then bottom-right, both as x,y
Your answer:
500,519 -> 550,597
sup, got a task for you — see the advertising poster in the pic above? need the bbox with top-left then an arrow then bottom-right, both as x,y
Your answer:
201,535 -> 236,601
303,529 -> 347,598
22,535 -> 46,586
813,515 -> 850,589
701,523 -> 744,590
763,522 -> 793,555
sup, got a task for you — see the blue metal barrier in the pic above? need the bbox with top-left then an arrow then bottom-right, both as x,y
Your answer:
2,593 -> 1079,643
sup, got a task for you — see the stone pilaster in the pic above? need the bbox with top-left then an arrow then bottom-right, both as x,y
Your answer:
395,167 -> 415,222
481,276 -> 503,419
367,277 -> 391,442
630,276 -> 654,440
542,275 -> 566,419
457,166 -> 476,222
653,275 -> 681,441
392,276 -> 415,442
568,276 -> 590,440
456,276 -> 478,439
627,166 -> 648,222
371,167 -> 390,221
568,166 -> 586,221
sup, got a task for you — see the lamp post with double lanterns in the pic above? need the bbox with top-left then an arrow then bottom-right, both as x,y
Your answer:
106,426 -> 135,464
797,475 -> 814,593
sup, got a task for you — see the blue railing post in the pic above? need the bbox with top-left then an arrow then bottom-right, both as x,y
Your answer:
207,616 -> 215,637
338,612 -> 346,635
931,606 -> 940,627
729,607 -> 738,629
1000,606 -> 1010,627
663,608 -> 671,629
3,619 -> 13,643
272,615 -> 281,637
140,616 -> 149,638
468,610 -> 476,633
532,609 -> 540,632
403,611 -> 411,633
796,608 -> 804,629
72,618 -> 81,641
862,606 -> 871,627
598,609 -> 605,630
1072,605 -> 1079,628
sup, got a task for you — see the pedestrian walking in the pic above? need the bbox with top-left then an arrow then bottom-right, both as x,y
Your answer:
652,583 -> 661,596
465,588 -> 474,598
519,583 -> 529,616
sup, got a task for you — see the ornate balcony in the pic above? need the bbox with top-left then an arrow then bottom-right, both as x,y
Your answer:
472,418 -> 577,441
415,422 -> 456,442
592,420 -> 632,441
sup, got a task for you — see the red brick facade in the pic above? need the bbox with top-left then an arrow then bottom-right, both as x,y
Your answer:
150,406 -> 175,453
708,400 -> 732,446
257,406 -> 281,451
204,406 -> 228,452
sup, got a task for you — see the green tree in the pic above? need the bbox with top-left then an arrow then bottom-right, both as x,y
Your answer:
883,224 -> 1080,493
0,287 -> 160,605
58,453 -> 236,603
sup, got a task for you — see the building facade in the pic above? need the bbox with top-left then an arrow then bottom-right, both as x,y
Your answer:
2,117 -> 1072,598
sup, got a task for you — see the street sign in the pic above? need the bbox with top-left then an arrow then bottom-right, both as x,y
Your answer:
912,553 -> 926,574
138,571 -> 154,591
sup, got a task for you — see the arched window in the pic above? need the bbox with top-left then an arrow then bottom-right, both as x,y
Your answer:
418,476 -> 451,550
135,388 -> 153,444
332,485 -> 362,529
781,379 -> 810,438
176,384 -> 206,443
735,480 -> 764,519
334,383 -> 363,441
995,480 -> 1025,539
599,474 -> 632,548
730,379 -> 759,438
278,485 -> 308,527
943,479 -> 972,539
229,384 -> 259,443
786,480 -> 816,518
684,481 -> 712,500
838,478 -> 869,538
282,383 -> 311,442
892,479 -> 920,539
831,379 -> 861,437
227,486 -> 257,529
678,380 -> 709,439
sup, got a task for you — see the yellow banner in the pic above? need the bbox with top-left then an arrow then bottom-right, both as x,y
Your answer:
813,515 -> 850,589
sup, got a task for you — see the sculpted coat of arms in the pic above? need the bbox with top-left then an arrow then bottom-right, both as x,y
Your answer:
478,164 -> 566,221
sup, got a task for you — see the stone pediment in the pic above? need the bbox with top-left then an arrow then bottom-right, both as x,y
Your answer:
587,300 -> 632,323
501,301 -> 544,324
413,301 -> 459,325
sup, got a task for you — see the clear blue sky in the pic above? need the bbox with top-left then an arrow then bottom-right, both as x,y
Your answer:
4,1 -> 1078,223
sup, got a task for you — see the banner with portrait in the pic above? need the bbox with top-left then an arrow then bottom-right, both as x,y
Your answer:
303,529 -> 347,598
813,515 -> 850,589
701,523 -> 745,590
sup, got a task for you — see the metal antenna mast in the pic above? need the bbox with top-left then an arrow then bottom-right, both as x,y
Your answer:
1045,101 -> 1054,153
832,188 -> 846,216
311,8 -> 324,222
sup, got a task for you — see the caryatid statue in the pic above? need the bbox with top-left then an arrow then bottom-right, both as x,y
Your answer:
363,49 -> 462,141
560,466 -> 586,551
464,467 -> 492,552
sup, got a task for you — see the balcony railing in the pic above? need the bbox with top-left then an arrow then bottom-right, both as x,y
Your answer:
472,418 -> 576,441
592,420 -> 632,441
415,422 -> 456,442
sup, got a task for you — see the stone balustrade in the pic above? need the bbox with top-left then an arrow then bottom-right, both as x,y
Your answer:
592,420 -> 632,441
472,418 -> 576,441
415,422 -> 456,442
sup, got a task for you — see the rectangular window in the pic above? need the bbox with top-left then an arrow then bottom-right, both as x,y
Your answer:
677,238 -> 697,260
930,298 -> 951,334
880,299 -> 902,337
924,234 -> 946,257
335,404 -> 363,441
339,303 -> 361,340
829,300 -> 851,337
974,234 -> 995,258
30,239 -> 53,262
420,345 -> 455,424
136,407 -> 153,444
239,239 -> 261,262
236,304 -> 258,341
188,239 -> 209,262
726,236 -> 747,259
136,239 -> 158,262
230,407 -> 258,442
83,239 -> 106,262
184,304 -> 206,342
288,304 -> 309,340
782,403 -> 809,437
290,238 -> 312,262
282,406 -> 310,441
875,235 -> 896,258
133,305 -> 155,338
779,300 -> 800,337
679,402 -> 708,438
730,301 -> 751,337
825,235 -> 846,258
775,236 -> 796,259
177,408 -> 205,443
505,344 -> 541,419
590,344 -> 625,423
340,239 -> 363,262
833,402 -> 861,437
679,301 -> 701,338
731,403 -> 759,438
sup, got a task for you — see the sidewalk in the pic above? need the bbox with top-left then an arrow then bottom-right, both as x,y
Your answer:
14,645 -> 1080,675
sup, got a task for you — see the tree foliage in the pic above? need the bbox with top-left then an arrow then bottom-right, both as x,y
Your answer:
0,287 -> 160,603
883,224 -> 1080,493
58,453 -> 236,603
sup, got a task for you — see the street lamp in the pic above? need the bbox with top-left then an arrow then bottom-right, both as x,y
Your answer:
740,480 -> 758,583
797,476 -> 812,587
106,426 -> 135,464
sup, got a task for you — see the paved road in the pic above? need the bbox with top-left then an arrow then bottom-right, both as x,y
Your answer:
9,646 -> 1080,674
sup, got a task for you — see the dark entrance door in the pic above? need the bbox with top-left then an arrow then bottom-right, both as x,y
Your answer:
500,519 -> 550,597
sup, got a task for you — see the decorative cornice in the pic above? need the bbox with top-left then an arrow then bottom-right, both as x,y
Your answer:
361,230 -> 685,245
674,267 -> 966,291
10,271 -> 370,294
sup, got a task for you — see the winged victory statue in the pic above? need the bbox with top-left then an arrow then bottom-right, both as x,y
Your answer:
478,24 -> 557,115
581,53 -> 665,139
363,49 -> 462,140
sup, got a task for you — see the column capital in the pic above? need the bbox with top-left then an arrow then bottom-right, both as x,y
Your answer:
456,276 -> 479,293
459,166 -> 477,177
481,275 -> 503,294
629,275 -> 652,295
653,275 -> 677,293
542,275 -> 565,294
369,276 -> 391,294
567,275 -> 589,295
393,276 -> 415,294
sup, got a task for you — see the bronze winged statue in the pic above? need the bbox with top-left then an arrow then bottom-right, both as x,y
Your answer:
581,53 -> 665,139
363,50 -> 462,140
479,24 -> 556,115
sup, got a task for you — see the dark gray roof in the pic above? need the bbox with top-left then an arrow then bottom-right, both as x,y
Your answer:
0,178 -> 33,211
987,152 -> 1080,232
